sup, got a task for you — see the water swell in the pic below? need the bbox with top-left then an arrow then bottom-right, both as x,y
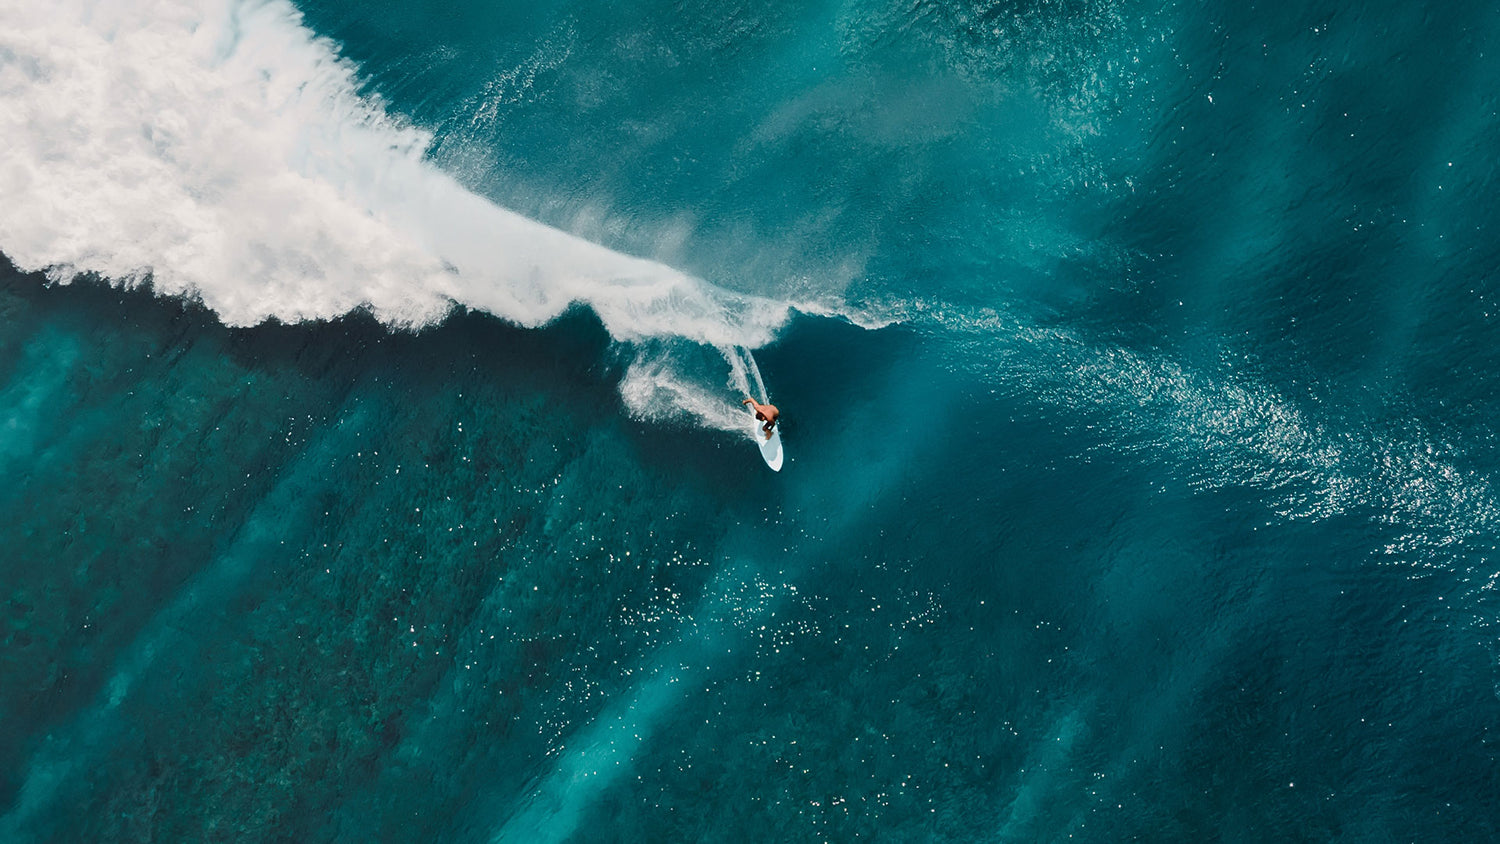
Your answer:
0,0 -> 793,431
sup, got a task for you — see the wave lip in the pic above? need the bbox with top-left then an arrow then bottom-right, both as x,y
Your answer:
0,0 -> 788,353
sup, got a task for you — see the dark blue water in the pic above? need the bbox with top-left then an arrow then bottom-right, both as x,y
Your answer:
3,0 -> 1500,841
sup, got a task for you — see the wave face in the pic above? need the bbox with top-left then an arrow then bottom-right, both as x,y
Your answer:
0,0 -> 787,369
5,0 -> 1500,841
0,0 -> 1144,334
0,0 -> 1141,430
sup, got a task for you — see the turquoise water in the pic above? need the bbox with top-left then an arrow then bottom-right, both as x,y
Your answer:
3,0 -> 1500,840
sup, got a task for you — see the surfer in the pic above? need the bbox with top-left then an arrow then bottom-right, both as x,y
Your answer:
742,397 -> 779,440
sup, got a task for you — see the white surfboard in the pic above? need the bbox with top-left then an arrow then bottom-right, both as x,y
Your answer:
747,404 -> 782,471
758,425 -> 783,471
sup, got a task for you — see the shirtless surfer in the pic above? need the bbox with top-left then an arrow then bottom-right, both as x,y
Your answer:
742,397 -> 779,440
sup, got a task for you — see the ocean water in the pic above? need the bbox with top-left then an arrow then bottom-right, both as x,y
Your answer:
2,0 -> 1500,840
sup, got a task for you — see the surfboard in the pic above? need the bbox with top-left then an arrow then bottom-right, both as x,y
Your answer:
758,425 -> 783,471
748,405 -> 783,471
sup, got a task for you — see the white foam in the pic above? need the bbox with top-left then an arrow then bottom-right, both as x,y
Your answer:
619,347 -> 761,437
0,0 -> 790,357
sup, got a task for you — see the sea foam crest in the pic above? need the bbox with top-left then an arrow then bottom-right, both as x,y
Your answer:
0,0 -> 788,356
